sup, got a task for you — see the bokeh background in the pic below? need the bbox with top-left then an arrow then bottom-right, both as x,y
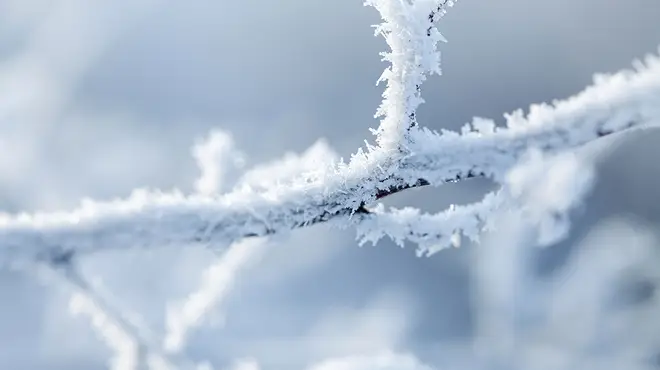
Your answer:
1,0 -> 660,368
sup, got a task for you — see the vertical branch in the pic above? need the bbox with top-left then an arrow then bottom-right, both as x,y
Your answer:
365,0 -> 458,151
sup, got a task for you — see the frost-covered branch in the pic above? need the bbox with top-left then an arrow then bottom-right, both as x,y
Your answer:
3,2 -> 659,369
0,49 -> 658,266
359,146 -> 597,255
0,1 -> 658,269
356,190 -> 506,256
366,0 -> 458,149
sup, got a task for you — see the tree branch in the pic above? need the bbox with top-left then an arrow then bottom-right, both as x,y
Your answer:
0,55 -> 656,266
0,2 -> 657,269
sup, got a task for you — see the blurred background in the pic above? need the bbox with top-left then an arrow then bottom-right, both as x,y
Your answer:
1,0 -> 660,368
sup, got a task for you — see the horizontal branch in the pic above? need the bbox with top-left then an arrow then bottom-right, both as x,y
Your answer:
0,49 -> 658,267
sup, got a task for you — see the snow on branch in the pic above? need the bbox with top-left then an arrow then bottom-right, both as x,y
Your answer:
0,49 -> 659,266
358,147 -> 597,256
0,1 -> 658,268
355,190 -> 506,256
365,0 -> 457,149
355,53 -> 660,253
404,51 -> 660,184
